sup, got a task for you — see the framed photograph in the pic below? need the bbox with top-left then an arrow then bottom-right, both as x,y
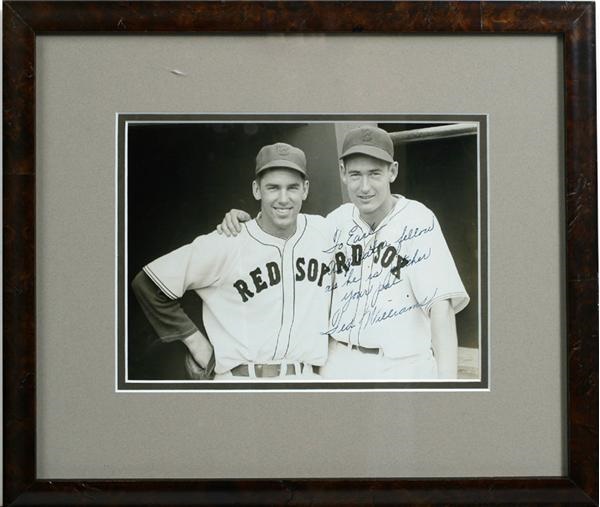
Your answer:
118,114 -> 487,391
4,1 -> 597,505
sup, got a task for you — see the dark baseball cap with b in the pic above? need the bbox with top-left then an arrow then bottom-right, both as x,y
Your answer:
340,125 -> 394,163
255,142 -> 307,177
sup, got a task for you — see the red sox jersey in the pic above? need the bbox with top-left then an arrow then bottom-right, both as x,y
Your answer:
325,196 -> 469,358
143,214 -> 333,374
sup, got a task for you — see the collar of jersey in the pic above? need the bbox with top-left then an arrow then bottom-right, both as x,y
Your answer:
352,194 -> 409,234
245,213 -> 307,249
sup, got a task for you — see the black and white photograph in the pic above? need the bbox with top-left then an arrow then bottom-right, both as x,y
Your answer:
4,1 -> 596,503
117,114 -> 488,391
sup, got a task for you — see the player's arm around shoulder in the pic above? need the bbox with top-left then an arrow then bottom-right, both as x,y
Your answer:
216,209 -> 252,237
196,227 -> 245,248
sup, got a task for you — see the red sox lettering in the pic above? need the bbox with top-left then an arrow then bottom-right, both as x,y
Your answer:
233,257 -> 332,302
333,242 -> 410,280
328,219 -> 435,279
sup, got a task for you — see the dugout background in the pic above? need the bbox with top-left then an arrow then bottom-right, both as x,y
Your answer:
126,121 -> 479,380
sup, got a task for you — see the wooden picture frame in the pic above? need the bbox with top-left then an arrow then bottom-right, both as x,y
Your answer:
3,1 -> 597,505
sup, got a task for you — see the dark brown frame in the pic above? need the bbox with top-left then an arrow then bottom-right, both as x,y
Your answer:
3,1 -> 597,505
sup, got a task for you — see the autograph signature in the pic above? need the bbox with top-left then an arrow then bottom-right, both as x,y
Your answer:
323,287 -> 439,335
320,218 -> 439,335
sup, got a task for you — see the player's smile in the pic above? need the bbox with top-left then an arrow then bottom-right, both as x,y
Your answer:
341,154 -> 398,229
357,194 -> 375,202
253,168 -> 309,239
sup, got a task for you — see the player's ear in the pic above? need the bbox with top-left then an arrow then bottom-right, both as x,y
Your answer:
339,161 -> 347,184
302,179 -> 309,201
388,161 -> 399,183
252,180 -> 261,201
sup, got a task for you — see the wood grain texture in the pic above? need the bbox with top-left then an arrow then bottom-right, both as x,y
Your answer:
562,5 -> 598,502
2,1 -> 597,505
3,4 -> 37,505
7,1 -> 484,32
3,4 -> 34,175
482,1 -> 592,32
10,477 -> 598,505
3,175 -> 36,503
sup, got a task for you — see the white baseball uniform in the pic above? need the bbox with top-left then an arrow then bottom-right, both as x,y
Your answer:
143,214 -> 333,376
320,195 -> 469,379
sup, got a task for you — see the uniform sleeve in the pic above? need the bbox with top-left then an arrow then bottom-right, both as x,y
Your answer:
131,270 -> 198,342
405,211 -> 469,315
143,231 -> 235,299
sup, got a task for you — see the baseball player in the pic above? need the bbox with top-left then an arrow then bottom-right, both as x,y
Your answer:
132,142 -> 333,380
217,126 -> 469,380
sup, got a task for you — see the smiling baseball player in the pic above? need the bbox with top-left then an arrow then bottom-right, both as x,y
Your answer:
217,126 -> 469,380
132,142 -> 332,380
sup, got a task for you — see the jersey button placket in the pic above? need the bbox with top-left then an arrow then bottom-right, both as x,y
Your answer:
272,240 -> 293,360
345,236 -> 359,346
355,235 -> 376,346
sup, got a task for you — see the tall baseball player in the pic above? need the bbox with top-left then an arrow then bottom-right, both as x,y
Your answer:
132,142 -> 333,380
217,126 -> 469,380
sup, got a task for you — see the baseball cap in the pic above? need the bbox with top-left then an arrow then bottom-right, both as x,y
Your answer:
340,125 -> 394,163
255,142 -> 307,177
